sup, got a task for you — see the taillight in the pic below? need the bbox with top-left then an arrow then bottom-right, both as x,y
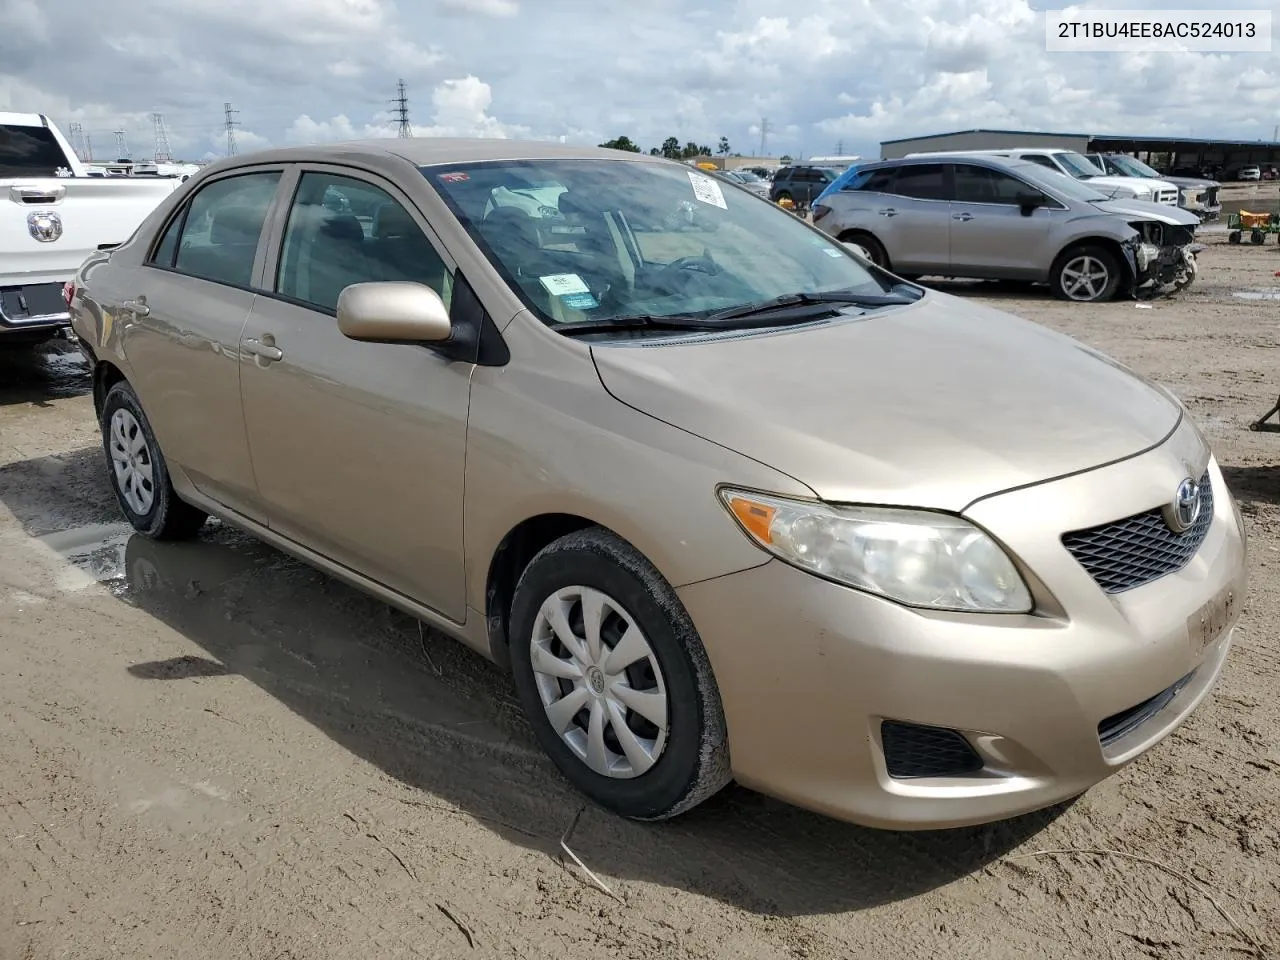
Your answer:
811,203 -> 832,223
62,281 -> 75,307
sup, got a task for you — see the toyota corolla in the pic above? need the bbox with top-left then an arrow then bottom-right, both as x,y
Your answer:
67,139 -> 1246,828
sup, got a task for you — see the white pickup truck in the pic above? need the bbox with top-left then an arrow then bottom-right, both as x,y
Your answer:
2,112 -> 181,344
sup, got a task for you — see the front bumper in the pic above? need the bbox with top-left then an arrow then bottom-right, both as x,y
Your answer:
680,427 -> 1246,829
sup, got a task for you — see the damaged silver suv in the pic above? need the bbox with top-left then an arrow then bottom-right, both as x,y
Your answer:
812,154 -> 1203,302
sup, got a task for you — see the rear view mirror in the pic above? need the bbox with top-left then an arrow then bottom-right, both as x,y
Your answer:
337,282 -> 452,343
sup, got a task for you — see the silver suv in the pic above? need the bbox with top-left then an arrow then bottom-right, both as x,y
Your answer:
812,154 -> 1202,302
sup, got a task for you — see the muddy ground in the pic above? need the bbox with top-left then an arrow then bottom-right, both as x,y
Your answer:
3,236 -> 1280,960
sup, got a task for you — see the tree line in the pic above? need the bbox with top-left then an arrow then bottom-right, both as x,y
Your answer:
599,136 -> 790,164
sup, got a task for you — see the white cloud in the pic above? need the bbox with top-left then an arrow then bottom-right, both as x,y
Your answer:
435,0 -> 519,16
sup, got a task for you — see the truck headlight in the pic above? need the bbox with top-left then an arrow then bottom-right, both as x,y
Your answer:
719,489 -> 1033,613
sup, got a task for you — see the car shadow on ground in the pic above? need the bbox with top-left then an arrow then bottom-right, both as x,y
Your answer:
0,339 -> 91,408
0,445 -> 1073,917
1221,464 -> 1280,506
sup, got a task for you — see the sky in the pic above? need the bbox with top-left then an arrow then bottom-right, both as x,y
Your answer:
1,0 -> 1277,163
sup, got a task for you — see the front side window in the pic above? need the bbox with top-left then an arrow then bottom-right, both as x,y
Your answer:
953,165 -> 1038,205
159,171 -> 282,287
426,159 -> 896,330
275,172 -> 452,314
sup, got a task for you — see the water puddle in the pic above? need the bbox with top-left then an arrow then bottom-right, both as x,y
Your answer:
1233,289 -> 1280,301
34,522 -> 133,594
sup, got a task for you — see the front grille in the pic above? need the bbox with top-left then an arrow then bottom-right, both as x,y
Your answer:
1062,472 -> 1213,594
1158,189 -> 1179,204
881,721 -> 983,779
1098,670 -> 1196,747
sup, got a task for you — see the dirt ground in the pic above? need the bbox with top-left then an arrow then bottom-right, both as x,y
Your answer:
3,235 -> 1280,960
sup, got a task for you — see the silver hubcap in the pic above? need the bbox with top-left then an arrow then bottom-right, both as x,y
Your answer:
1061,255 -> 1110,300
530,586 -> 669,779
109,408 -> 155,515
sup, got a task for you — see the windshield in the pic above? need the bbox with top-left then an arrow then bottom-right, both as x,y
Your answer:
735,170 -> 763,183
425,158 -> 895,330
1056,151 -> 1106,179
1106,155 -> 1162,179
1012,162 -> 1112,202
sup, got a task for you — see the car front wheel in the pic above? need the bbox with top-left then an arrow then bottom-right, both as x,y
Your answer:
1050,245 -> 1121,302
100,380 -> 208,540
508,528 -> 731,820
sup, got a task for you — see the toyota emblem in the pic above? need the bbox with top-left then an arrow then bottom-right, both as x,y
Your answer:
27,210 -> 63,243
1164,477 -> 1201,533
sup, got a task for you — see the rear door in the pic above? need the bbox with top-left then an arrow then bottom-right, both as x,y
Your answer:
116,167 -> 286,522
238,165 -> 472,622
874,163 -> 950,273
946,163 -> 1057,279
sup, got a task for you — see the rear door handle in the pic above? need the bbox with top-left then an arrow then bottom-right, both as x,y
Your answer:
878,208 -> 898,217
952,212 -> 974,222
243,337 -> 283,362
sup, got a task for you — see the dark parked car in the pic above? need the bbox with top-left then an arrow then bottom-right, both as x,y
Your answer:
768,166 -> 837,206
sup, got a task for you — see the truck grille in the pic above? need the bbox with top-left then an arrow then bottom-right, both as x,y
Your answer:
1157,189 -> 1179,205
1061,472 -> 1213,594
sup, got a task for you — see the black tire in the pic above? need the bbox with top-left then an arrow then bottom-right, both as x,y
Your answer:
839,231 -> 891,270
1228,230 -> 1242,244
508,528 -> 731,820
100,380 -> 207,540
1049,244 -> 1122,302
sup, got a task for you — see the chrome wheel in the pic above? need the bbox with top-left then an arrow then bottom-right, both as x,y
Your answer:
1060,254 -> 1111,301
529,586 -> 669,779
109,408 -> 155,515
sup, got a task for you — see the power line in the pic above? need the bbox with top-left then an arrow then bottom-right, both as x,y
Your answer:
223,101 -> 240,156
152,113 -> 174,162
391,79 -> 411,138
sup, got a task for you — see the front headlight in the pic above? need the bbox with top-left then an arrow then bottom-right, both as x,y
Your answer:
718,489 -> 1033,613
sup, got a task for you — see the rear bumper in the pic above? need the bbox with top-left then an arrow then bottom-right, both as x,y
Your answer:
0,282 -> 69,333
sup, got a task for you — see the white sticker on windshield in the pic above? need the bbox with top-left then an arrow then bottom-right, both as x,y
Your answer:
821,247 -> 844,258
539,273 -> 591,296
687,171 -> 728,209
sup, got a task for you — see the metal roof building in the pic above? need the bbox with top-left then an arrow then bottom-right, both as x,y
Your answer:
880,128 -> 1280,174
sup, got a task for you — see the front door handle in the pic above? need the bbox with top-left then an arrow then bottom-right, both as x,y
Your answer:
243,336 -> 283,362
952,212 -> 974,222
120,296 -> 150,317
878,208 -> 898,217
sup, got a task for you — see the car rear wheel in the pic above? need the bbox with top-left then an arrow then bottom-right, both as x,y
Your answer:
1050,245 -> 1121,302
508,528 -> 731,820
839,231 -> 890,271
100,381 -> 208,540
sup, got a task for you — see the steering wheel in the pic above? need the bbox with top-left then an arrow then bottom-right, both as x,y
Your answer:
663,254 -> 721,276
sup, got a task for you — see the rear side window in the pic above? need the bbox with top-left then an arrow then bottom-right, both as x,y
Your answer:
159,172 -> 282,288
0,123 -> 70,177
891,164 -> 947,200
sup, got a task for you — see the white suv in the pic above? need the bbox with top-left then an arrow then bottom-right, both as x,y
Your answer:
908,147 -> 1179,206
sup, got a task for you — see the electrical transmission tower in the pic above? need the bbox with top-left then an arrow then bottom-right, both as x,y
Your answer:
115,130 -> 130,159
84,132 -> 94,162
223,102 -> 240,156
758,117 -> 772,157
836,140 -> 845,155
392,79 -> 412,138
66,123 -> 84,160
151,113 -> 174,162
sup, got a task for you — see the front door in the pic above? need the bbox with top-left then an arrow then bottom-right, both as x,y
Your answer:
947,163 -> 1056,279
117,168 -> 285,522
238,167 -> 471,622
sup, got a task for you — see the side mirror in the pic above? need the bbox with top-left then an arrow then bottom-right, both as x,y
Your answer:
1014,191 -> 1045,216
336,282 -> 452,343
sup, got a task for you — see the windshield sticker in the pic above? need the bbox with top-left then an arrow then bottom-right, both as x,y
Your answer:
561,292 -> 600,311
687,171 -> 728,209
438,172 -> 470,183
820,247 -> 844,258
539,273 -> 591,296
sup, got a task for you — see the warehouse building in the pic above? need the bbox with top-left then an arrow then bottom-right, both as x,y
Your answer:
879,128 -> 1280,177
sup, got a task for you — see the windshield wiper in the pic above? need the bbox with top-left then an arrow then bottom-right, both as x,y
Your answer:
556,314 -> 722,337
703,287 -> 919,323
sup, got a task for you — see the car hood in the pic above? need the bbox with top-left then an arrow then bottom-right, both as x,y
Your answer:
1161,175 -> 1219,190
1090,199 -> 1201,227
590,293 -> 1181,511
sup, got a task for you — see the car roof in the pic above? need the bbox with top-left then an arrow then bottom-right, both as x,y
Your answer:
861,154 -> 1044,174
204,137 -> 667,171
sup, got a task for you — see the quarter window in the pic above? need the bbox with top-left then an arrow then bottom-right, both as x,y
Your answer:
154,171 -> 282,288
275,172 -> 452,314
